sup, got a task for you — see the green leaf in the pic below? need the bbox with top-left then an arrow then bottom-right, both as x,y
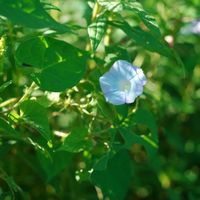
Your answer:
115,104 -> 129,119
97,95 -> 116,121
93,153 -> 110,171
58,127 -> 92,153
91,150 -> 133,200
0,0 -> 69,33
118,109 -> 158,157
16,36 -> 88,91
97,0 -> 125,12
88,16 -> 107,52
37,150 -> 72,181
20,100 -> 52,142
0,117 -> 19,136
120,128 -> 158,157
0,80 -> 12,93
98,0 -> 161,37
111,20 -> 173,58
132,109 -> 158,142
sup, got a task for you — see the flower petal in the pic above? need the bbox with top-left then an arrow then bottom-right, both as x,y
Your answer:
104,90 -> 125,105
99,71 -> 120,94
134,67 -> 147,86
125,76 -> 145,104
110,60 -> 138,80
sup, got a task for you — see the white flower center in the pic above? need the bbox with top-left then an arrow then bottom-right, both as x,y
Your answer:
119,79 -> 131,92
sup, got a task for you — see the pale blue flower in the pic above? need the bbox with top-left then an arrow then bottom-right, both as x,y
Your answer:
99,60 -> 147,105
181,20 -> 200,35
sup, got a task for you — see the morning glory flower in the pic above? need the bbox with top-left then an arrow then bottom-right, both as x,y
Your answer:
99,60 -> 147,105
181,19 -> 200,35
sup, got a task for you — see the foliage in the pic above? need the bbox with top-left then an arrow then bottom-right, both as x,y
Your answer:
0,0 -> 200,199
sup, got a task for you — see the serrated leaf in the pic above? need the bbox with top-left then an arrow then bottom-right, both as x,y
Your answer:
16,36 -> 88,92
88,16 -> 107,51
91,150 -> 133,200
0,0 -> 69,33
20,100 -> 52,142
58,127 -> 92,153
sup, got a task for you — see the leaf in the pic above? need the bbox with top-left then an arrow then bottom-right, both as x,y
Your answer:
110,20 -> 173,58
0,117 -> 47,151
16,36 -> 88,91
115,104 -> 129,119
93,153 -> 110,171
20,100 -> 52,142
97,0 -> 125,12
58,127 -> 92,153
97,94 -> 116,121
98,0 -> 161,37
91,150 -> 133,200
132,108 -> 158,142
0,168 -> 22,197
88,16 -> 107,51
0,80 -> 12,93
0,0 -> 69,33
37,150 -> 72,181
120,128 -> 158,157
0,117 -> 19,136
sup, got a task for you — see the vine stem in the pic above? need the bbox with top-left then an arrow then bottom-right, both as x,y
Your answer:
92,1 -> 100,21
0,98 -> 17,108
104,17 -> 112,47
0,82 -> 37,114
13,82 -> 37,108
85,1 -> 100,51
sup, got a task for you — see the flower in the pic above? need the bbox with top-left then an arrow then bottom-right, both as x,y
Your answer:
181,20 -> 200,35
99,60 -> 147,105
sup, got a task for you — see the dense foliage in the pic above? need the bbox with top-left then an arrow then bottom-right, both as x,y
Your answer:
0,0 -> 200,199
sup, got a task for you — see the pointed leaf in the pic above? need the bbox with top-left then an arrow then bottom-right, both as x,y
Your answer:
120,128 -> 158,157
0,80 -> 12,93
0,0 -> 69,33
91,150 -> 133,200
98,0 -> 161,37
20,100 -> 52,142
16,36 -> 88,92
58,127 -> 92,153
111,20 -> 173,58
88,16 -> 107,51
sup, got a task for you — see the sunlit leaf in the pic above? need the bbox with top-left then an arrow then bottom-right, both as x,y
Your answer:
16,36 -> 88,91
88,15 -> 107,51
98,0 -> 161,37
0,0 -> 69,32
110,20 -> 173,58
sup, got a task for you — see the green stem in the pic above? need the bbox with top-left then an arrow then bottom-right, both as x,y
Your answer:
92,1 -> 100,21
0,82 -> 37,114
